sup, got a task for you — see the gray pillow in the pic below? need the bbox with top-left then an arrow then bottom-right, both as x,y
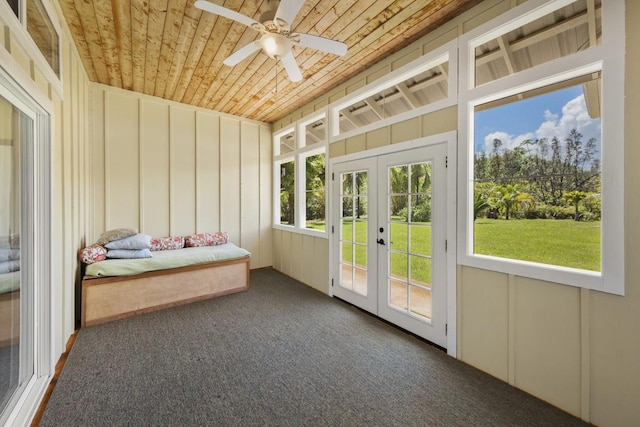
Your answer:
105,234 -> 152,250
106,249 -> 153,259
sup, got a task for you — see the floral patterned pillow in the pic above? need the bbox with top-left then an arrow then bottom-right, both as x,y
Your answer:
79,244 -> 107,264
150,236 -> 185,251
184,231 -> 229,248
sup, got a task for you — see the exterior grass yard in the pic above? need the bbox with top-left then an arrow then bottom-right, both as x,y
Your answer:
339,218 -> 600,277
474,219 -> 600,272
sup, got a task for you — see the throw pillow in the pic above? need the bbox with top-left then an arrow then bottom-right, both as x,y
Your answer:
106,249 -> 153,259
79,244 -> 108,264
105,233 -> 152,250
150,236 -> 185,251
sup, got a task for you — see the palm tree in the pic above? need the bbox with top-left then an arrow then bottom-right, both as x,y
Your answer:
491,184 -> 533,220
563,190 -> 587,221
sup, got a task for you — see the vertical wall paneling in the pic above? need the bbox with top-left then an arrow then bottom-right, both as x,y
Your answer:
105,92 -> 139,229
291,232 -> 302,280
259,124 -> 273,268
61,39 -> 75,336
459,266 -> 509,381
219,117 -> 241,243
169,106 -> 197,235
92,85 -> 271,268
195,111 -> 220,233
513,277 -> 582,417
272,229 -> 282,271
51,92 -> 64,357
313,238 -> 329,293
91,89 -> 105,240
301,235 -> 314,286
140,101 -> 170,236
240,122 -> 260,268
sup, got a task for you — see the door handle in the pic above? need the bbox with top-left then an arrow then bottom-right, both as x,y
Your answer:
377,238 -> 386,245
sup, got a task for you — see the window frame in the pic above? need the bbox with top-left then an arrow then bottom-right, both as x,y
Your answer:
457,0 -> 625,295
329,40 -> 457,142
273,112 -> 329,238
0,0 -> 62,96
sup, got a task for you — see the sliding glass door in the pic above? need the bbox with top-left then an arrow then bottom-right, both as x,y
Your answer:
0,66 -> 52,425
0,92 -> 33,421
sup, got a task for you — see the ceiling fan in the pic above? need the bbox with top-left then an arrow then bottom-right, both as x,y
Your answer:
194,0 -> 348,82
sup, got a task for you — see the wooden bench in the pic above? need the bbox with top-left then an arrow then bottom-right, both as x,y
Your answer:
81,255 -> 250,327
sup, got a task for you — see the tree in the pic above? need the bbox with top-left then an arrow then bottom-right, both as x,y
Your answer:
490,184 -> 533,220
280,161 -> 295,225
563,190 -> 587,221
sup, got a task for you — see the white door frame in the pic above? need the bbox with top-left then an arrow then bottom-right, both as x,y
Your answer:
328,131 -> 457,356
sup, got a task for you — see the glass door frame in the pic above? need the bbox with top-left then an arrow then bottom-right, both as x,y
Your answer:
0,62 -> 53,426
328,131 -> 458,355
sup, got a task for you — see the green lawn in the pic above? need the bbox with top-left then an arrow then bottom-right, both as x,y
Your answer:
474,219 -> 600,271
339,218 -> 601,277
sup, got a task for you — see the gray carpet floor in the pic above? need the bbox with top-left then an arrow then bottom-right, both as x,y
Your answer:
39,269 -> 588,426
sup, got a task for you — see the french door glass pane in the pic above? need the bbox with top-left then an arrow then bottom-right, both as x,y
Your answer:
339,171 -> 368,295
387,161 -> 433,322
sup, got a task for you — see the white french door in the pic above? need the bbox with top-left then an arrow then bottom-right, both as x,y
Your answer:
331,143 -> 449,347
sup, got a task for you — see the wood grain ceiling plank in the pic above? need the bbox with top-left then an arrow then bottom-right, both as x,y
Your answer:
225,0 -> 383,118
131,0 -> 150,93
93,0 -> 123,87
71,0 -> 110,83
197,0 -> 270,108
218,0 -> 339,115
257,0 -> 480,122
163,2 -> 203,99
182,0 -> 248,105
237,0 -> 407,120
111,0 -> 133,90
167,8 -> 217,101
57,0 -> 97,81
144,0 -> 169,95
153,0 -> 188,98
267,0 -> 476,122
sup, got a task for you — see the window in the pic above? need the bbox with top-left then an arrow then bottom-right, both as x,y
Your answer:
279,159 -> 295,226
1,0 -> 61,80
4,0 -> 19,18
27,0 -> 60,77
273,113 -> 328,236
336,59 -> 449,134
331,41 -> 457,140
303,151 -> 326,230
459,0 -> 624,295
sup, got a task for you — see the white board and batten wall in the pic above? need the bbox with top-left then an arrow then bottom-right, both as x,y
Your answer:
90,84 -> 272,270
272,1 -> 640,426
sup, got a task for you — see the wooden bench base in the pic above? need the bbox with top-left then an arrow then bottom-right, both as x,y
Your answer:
81,256 -> 250,327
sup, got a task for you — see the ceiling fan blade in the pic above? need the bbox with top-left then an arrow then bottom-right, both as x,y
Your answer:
194,0 -> 260,28
280,52 -> 303,82
297,33 -> 347,56
274,0 -> 306,27
223,42 -> 261,66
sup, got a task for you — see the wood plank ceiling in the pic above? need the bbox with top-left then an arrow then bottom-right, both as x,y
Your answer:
58,0 -> 481,123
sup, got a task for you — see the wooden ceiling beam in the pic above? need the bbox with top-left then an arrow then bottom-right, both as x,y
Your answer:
476,7 -> 602,67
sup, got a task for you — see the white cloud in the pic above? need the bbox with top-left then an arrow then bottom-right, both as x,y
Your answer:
480,94 -> 601,157
535,94 -> 601,147
483,131 -> 534,153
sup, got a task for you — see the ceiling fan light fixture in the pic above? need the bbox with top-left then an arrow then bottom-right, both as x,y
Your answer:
259,33 -> 292,59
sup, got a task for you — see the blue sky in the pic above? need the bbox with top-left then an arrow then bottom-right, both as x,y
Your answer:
474,84 -> 601,157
